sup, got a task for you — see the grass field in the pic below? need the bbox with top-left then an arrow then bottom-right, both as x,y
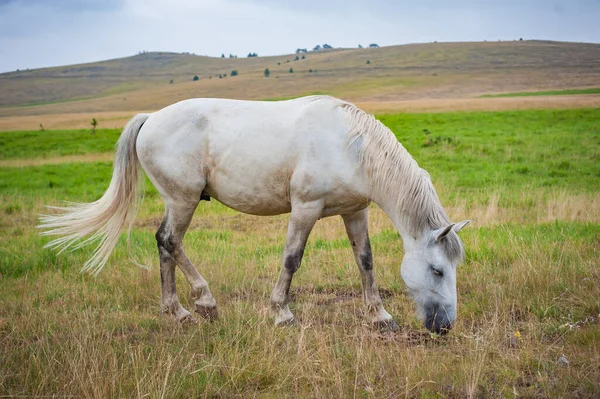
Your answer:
1,108 -> 599,397
481,88 -> 600,98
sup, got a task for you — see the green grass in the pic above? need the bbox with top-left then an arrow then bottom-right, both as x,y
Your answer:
0,108 -> 599,397
480,87 -> 600,98
0,128 -> 121,160
381,108 -> 600,193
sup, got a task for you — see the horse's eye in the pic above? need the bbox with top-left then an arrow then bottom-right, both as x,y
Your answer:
431,266 -> 444,277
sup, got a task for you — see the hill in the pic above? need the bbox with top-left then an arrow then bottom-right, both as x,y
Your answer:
1,40 -> 599,129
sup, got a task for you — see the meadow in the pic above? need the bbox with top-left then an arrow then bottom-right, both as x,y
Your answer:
480,88 -> 600,98
0,108 -> 599,397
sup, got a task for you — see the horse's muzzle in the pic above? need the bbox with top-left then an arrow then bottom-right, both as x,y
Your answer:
424,304 -> 454,335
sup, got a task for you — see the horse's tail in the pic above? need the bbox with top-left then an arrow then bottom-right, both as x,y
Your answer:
38,113 -> 150,275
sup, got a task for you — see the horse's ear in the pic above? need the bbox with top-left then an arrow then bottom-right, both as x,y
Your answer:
453,220 -> 471,234
435,224 -> 455,242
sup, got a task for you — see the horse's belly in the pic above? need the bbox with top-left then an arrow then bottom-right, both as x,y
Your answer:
205,174 -> 292,216
212,193 -> 292,216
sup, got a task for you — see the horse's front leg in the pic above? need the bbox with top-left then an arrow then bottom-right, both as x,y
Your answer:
342,208 -> 399,332
270,201 -> 322,325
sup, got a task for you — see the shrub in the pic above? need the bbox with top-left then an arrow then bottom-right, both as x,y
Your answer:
264,68 -> 270,77
193,75 -> 199,81
230,70 -> 238,76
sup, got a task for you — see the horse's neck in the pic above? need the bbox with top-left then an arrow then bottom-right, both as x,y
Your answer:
343,105 -> 449,242
365,140 -> 449,243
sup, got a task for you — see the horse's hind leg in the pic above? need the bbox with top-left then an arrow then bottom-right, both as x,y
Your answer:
342,208 -> 398,332
156,216 -> 193,322
270,201 -> 322,325
156,200 -> 218,321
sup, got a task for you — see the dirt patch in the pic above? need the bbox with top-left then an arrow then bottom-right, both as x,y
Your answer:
367,325 -> 436,346
290,286 -> 396,306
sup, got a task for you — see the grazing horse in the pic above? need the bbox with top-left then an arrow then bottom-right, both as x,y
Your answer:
39,95 -> 469,334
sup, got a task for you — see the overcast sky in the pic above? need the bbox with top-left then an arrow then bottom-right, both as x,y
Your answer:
0,0 -> 599,73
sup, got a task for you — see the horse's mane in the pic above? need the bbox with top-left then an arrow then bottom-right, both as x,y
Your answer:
336,99 -> 464,262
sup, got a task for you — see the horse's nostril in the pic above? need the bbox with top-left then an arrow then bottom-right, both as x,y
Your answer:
424,305 -> 453,334
438,323 -> 452,335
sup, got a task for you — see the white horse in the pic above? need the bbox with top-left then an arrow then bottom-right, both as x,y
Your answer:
39,95 -> 469,334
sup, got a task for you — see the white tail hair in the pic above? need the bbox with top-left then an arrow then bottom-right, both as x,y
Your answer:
38,113 -> 150,275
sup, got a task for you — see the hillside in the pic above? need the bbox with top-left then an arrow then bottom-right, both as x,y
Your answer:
1,40 -> 599,129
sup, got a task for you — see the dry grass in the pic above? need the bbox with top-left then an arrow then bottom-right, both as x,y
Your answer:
357,94 -> 600,114
0,112 -> 136,132
446,191 -> 600,227
2,95 -> 600,131
1,197 -> 599,397
0,152 -> 114,167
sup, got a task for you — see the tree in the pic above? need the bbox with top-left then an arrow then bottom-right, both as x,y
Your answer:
369,43 -> 379,48
193,75 -> 199,81
221,53 -> 225,58
230,70 -> 238,76
358,44 -> 363,48
91,118 -> 98,134
294,56 -> 299,61
289,68 -> 293,73
313,44 -> 321,51
264,68 -> 270,77
247,52 -> 258,57
322,43 -> 333,49
169,79 -> 174,84
366,60 -> 370,64
308,68 -> 313,73
301,55 -> 305,60
296,48 -> 308,53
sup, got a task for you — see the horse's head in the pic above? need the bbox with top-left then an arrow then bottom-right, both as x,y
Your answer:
401,220 -> 469,334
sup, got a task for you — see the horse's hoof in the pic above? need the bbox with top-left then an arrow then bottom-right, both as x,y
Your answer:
374,319 -> 399,333
178,312 -> 197,324
196,304 -> 219,321
275,317 -> 298,327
